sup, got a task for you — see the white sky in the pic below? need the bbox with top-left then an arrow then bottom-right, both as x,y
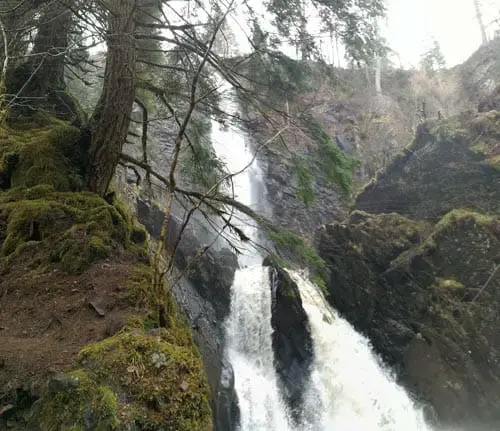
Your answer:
385,0 -> 499,67
228,0 -> 499,68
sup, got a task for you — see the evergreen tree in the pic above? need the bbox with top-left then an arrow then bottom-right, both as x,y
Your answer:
420,40 -> 446,75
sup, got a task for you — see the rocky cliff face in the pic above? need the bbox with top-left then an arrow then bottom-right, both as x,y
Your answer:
135,198 -> 240,430
356,113 -> 500,219
261,145 -> 346,238
457,37 -> 500,110
318,105 -> 500,428
319,209 -> 500,427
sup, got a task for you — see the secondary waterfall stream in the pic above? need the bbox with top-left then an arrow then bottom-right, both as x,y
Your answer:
210,88 -> 432,431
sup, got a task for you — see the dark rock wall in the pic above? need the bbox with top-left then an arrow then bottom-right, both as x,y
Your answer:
356,121 -> 500,219
262,146 -> 346,238
319,104 -> 500,428
319,210 -> 500,427
265,261 -> 314,424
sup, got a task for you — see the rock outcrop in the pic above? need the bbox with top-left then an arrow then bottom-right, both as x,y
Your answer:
262,146 -> 347,239
356,114 -> 500,219
457,37 -> 500,110
319,209 -> 500,427
265,259 -> 314,423
319,110 -> 500,428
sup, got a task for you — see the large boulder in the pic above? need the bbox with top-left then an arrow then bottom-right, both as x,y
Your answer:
319,208 -> 500,427
317,211 -> 431,332
264,259 -> 314,423
356,115 -> 500,220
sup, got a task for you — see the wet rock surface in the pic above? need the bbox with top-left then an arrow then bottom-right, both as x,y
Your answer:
319,113 -> 500,427
136,198 -> 240,429
265,260 -> 314,423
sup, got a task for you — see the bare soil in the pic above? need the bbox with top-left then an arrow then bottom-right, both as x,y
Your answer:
0,253 -> 141,403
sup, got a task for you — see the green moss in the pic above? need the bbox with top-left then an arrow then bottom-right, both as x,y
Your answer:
428,118 -> 467,140
38,370 -> 120,431
304,113 -> 360,195
394,209 -> 498,269
310,273 -> 328,296
0,187 -> 142,274
267,227 -> 327,285
0,121 -> 86,192
123,263 -> 154,309
434,277 -> 465,290
435,209 -> 495,231
76,331 -> 212,431
486,154 -> 500,169
470,141 -> 489,154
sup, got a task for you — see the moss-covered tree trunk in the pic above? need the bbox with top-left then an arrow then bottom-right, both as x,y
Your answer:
87,0 -> 137,196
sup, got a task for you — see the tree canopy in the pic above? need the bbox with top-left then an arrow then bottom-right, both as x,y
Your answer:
0,0 -> 386,323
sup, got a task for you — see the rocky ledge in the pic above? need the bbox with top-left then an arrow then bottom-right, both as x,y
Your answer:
318,108 -> 500,428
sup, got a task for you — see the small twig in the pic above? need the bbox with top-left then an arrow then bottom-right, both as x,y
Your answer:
472,264 -> 499,302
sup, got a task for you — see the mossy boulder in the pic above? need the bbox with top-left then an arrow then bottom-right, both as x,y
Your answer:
36,330 -> 212,431
0,186 -> 146,274
317,211 -> 431,327
318,209 -> 500,426
0,116 -> 89,192
356,113 -> 500,218
36,370 -> 120,430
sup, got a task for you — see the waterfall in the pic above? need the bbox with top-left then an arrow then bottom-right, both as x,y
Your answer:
288,271 -> 431,431
211,87 -> 433,431
211,86 -> 291,428
224,266 -> 292,430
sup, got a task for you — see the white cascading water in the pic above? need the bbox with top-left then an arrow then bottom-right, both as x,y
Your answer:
211,87 -> 433,431
211,86 -> 292,429
288,271 -> 431,431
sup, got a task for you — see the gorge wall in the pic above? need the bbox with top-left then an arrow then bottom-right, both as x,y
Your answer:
317,109 -> 500,427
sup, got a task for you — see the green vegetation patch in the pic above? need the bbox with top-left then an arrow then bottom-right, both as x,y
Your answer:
0,115 -> 88,192
267,227 -> 328,294
428,117 -> 467,141
0,186 -> 146,274
304,114 -> 360,196
433,277 -> 465,290
37,370 -> 120,431
70,330 -> 212,431
434,209 -> 496,232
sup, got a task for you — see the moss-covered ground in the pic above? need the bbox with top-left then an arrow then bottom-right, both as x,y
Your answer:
0,119 -> 212,430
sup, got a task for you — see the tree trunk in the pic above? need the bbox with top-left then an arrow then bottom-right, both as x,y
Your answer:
375,56 -> 382,95
6,0 -> 78,120
88,0 -> 137,196
473,0 -> 488,45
